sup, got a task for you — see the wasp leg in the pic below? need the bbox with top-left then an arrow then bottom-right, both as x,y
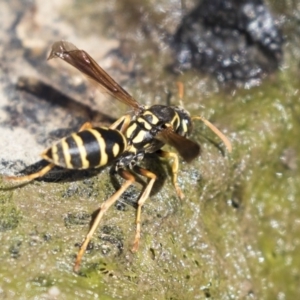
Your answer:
156,149 -> 184,199
79,122 -> 93,131
74,168 -> 135,272
131,166 -> 157,252
109,115 -> 131,133
4,163 -> 55,183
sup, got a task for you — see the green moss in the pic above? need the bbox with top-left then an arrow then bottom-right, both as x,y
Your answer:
0,190 -> 21,232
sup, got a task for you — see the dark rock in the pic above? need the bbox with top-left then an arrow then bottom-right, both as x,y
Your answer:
173,0 -> 283,87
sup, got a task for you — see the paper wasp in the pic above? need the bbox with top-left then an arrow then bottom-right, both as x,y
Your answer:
4,41 -> 231,272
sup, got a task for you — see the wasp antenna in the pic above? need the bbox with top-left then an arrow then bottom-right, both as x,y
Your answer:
176,81 -> 184,100
193,116 -> 232,153
176,81 -> 185,108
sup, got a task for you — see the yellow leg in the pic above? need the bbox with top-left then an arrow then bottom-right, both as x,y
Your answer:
74,169 -> 136,272
79,122 -> 93,131
4,163 -> 55,183
156,149 -> 184,199
131,166 -> 157,252
109,115 -> 131,133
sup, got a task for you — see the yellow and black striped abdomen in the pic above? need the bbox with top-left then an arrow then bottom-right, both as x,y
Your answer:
41,127 -> 127,169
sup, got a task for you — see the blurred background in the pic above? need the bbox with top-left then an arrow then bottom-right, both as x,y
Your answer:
0,1 -> 299,299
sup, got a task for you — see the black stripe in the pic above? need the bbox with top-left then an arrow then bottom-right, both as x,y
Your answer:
128,124 -> 142,141
95,128 -> 125,162
78,130 -> 101,168
44,148 -> 53,160
148,105 -> 176,122
56,142 -> 69,167
139,115 -> 154,130
65,136 -> 83,169
143,113 -> 153,123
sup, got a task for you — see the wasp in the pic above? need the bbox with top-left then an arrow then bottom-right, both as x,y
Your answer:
4,41 -> 232,272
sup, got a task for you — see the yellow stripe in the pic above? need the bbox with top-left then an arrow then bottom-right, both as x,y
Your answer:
72,133 -> 90,169
132,130 -> 146,144
112,143 -> 120,157
126,123 -> 137,139
51,145 -> 59,165
143,111 -> 159,124
172,114 -> 180,130
137,117 -> 152,130
87,129 -> 108,167
61,138 -> 72,168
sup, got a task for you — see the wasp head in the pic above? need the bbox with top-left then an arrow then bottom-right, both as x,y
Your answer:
173,106 -> 193,137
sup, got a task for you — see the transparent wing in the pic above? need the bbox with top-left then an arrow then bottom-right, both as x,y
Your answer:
48,41 -> 141,112
156,127 -> 200,163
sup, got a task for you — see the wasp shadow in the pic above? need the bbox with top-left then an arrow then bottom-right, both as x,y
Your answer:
16,76 -> 116,125
198,134 -> 228,157
2,152 -> 169,197
109,153 -> 168,210
1,159 -> 106,190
